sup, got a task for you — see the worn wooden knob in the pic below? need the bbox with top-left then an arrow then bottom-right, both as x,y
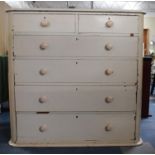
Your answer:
39,68 -> 48,76
40,42 -> 48,50
39,96 -> 48,103
105,20 -> 113,28
105,43 -> 113,51
105,124 -> 112,132
39,124 -> 48,132
40,18 -> 49,27
105,69 -> 114,75
105,96 -> 113,103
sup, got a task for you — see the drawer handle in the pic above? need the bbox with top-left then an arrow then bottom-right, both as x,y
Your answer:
105,69 -> 114,76
105,124 -> 112,132
105,20 -> 113,28
40,42 -> 48,50
39,68 -> 48,76
39,124 -> 48,132
39,96 -> 48,103
40,18 -> 50,27
105,43 -> 113,51
105,96 -> 113,103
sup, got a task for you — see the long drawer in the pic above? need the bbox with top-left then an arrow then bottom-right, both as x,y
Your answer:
16,112 -> 135,144
14,59 -> 137,83
79,15 -> 139,33
14,35 -> 138,57
15,85 -> 136,112
13,13 -> 75,33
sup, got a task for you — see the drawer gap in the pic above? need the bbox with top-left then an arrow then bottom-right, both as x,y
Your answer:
36,112 -> 50,114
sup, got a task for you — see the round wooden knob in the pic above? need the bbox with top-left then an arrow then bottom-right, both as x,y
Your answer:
105,20 -> 113,28
105,43 -> 113,51
40,42 -> 48,50
39,68 -> 48,76
105,69 -> 114,75
40,18 -> 50,27
39,96 -> 48,103
39,124 -> 48,132
105,124 -> 112,132
105,96 -> 113,103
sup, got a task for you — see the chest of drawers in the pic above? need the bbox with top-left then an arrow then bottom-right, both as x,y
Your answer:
7,9 -> 144,147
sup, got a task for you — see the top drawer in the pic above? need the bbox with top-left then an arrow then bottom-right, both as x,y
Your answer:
79,15 -> 139,33
13,13 -> 75,33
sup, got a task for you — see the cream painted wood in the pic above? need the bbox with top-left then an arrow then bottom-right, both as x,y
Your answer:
79,15 -> 139,33
14,35 -> 138,57
14,59 -> 137,83
15,86 -> 136,111
16,112 -> 135,144
8,12 -> 17,143
135,14 -> 143,142
13,13 -> 75,33
8,9 -> 144,147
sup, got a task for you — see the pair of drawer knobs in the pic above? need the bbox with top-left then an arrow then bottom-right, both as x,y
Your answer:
38,96 -> 114,104
39,124 -> 112,132
40,18 -> 113,28
40,42 -> 113,51
39,69 -> 114,76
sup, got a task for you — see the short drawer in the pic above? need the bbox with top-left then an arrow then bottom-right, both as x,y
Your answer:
14,35 -> 138,57
13,13 -> 75,33
15,86 -> 136,112
79,15 -> 139,33
14,59 -> 137,84
17,112 -> 135,144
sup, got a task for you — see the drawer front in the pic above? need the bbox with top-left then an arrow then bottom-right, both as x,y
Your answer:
17,112 -> 135,144
13,14 -> 75,33
15,86 -> 136,112
15,59 -> 137,84
14,35 -> 138,57
14,59 -> 137,84
79,15 -> 139,33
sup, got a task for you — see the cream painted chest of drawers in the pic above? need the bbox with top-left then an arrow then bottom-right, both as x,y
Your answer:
7,9 -> 144,147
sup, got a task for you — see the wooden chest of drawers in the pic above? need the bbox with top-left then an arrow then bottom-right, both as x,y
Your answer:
7,9 -> 144,147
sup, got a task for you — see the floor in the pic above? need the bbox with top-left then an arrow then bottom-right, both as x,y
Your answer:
0,101 -> 155,154
140,97 -> 155,148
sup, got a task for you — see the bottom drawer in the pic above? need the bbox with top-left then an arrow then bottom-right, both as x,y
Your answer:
16,112 -> 136,145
